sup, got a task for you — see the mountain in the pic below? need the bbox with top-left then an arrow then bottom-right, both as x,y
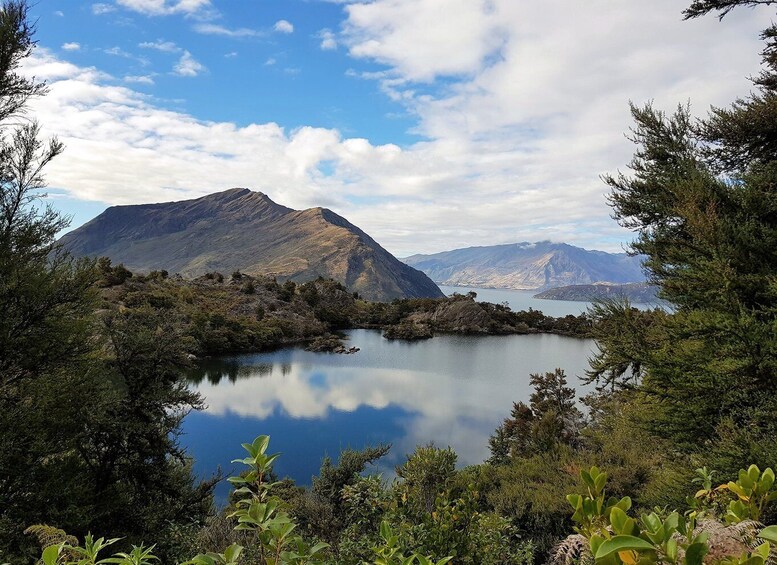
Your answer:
533,282 -> 660,304
403,241 -> 645,290
59,188 -> 443,302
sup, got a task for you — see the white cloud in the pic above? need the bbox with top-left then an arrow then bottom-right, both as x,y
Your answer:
173,50 -> 205,76
264,57 -> 276,66
139,40 -> 181,52
124,74 -> 155,84
318,29 -> 337,51
191,332 -> 595,467
116,0 -> 214,17
193,23 -> 261,38
91,3 -> 115,15
53,10 -> 64,17
21,1 -> 777,256
62,42 -> 81,51
225,51 -> 238,58
343,0 -> 506,82
273,19 -> 294,34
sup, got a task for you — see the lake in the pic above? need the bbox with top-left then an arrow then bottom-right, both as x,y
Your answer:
438,285 -> 593,316
182,318 -> 597,501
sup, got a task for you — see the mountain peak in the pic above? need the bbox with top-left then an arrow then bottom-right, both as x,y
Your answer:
59,189 -> 442,301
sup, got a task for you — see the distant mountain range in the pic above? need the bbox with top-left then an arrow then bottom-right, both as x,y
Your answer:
59,188 -> 443,302
403,241 -> 645,290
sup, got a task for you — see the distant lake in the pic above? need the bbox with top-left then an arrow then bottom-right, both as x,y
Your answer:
182,329 -> 596,501
438,285 -> 656,315
438,285 -> 592,316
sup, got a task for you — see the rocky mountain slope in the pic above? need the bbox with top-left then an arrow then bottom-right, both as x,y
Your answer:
59,188 -> 443,302
403,241 -> 645,290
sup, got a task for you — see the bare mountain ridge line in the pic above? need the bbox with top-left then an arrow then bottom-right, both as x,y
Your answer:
402,241 -> 646,291
58,188 -> 443,302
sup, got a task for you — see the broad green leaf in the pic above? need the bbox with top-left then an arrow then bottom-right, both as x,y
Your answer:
610,507 -> 629,533
684,542 -> 709,565
666,538 -> 678,563
42,544 -> 63,565
758,526 -> 777,543
594,535 -> 655,560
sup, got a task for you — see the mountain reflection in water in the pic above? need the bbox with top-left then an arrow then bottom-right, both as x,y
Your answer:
182,329 -> 596,501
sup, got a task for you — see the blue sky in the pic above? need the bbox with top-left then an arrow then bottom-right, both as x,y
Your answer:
33,1 -> 419,143
22,0 -> 775,255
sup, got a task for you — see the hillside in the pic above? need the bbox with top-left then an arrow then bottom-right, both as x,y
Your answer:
59,188 -> 443,302
533,282 -> 660,304
403,241 -> 645,290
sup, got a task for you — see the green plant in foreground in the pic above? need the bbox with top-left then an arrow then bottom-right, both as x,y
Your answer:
225,435 -> 329,565
565,466 -> 777,565
38,535 -> 158,565
366,522 -> 452,565
721,465 -> 777,524
183,543 -> 244,565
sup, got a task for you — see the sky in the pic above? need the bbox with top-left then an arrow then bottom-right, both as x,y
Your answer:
22,0 -> 775,256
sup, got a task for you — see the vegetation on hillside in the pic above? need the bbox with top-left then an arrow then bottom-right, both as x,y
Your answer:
3,0 -> 777,563
93,267 -> 596,358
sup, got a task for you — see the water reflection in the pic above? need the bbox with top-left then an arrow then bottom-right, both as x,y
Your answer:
182,329 -> 596,497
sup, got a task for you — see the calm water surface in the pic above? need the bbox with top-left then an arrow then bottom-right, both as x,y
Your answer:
438,285 -> 594,316
182,325 -> 596,501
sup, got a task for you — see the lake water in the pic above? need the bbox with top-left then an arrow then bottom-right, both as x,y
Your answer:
438,285 -> 594,316
182,324 -> 597,501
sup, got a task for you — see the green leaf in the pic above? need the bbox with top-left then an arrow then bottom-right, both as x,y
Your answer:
582,469 -> 595,491
754,542 -> 771,560
684,542 -> 709,565
758,526 -> 777,543
42,544 -> 62,565
595,471 -> 608,494
595,535 -> 656,560
223,544 -> 243,564
610,507 -> 629,533
666,538 -> 678,563
761,468 -> 775,492
616,496 -> 632,512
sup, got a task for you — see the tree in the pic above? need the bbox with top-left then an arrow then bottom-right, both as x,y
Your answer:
0,3 -> 213,559
0,1 -> 101,557
488,369 -> 583,463
76,308 -> 213,552
590,0 -> 777,468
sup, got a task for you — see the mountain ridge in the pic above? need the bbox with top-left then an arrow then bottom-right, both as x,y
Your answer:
403,241 -> 645,290
59,188 -> 443,302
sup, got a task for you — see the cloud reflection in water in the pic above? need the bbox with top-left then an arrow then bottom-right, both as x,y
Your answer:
183,329 -> 595,492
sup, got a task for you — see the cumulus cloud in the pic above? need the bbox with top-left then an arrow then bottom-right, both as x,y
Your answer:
62,42 -> 80,51
342,0 -> 507,82
173,50 -> 205,76
273,19 -> 294,34
21,0 -> 776,256
318,29 -> 337,51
